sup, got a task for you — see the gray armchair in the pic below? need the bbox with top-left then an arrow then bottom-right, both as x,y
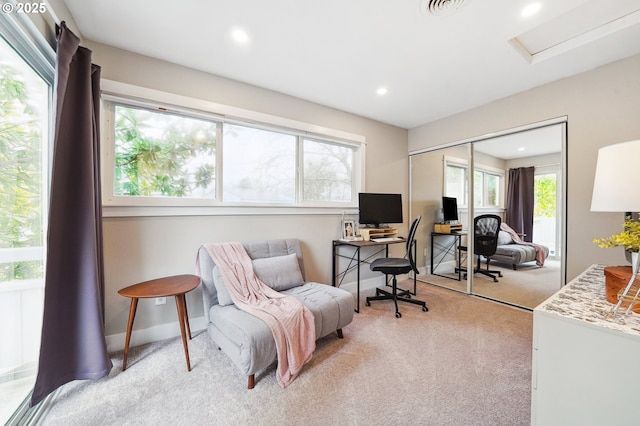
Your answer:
197,239 -> 354,389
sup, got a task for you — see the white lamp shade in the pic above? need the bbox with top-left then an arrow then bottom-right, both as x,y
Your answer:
591,139 -> 640,212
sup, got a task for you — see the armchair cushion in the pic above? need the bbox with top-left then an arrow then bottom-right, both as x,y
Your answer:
212,253 -> 305,306
252,253 -> 304,291
212,266 -> 234,306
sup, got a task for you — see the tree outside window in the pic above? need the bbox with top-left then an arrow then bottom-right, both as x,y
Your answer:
0,56 -> 47,282
303,138 -> 353,202
114,105 -> 217,198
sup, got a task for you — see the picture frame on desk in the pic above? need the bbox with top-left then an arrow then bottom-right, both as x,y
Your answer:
342,219 -> 356,240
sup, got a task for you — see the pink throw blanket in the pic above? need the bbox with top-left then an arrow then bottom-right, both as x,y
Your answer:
199,242 -> 315,388
500,223 -> 546,267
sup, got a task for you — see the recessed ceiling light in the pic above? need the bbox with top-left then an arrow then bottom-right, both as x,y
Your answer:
376,87 -> 388,96
231,28 -> 250,44
518,147 -> 526,151
521,3 -> 542,18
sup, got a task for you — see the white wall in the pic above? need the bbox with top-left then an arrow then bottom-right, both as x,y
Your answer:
86,42 -> 409,339
409,54 -> 640,281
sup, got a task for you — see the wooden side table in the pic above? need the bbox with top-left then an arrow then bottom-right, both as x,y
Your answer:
118,274 -> 200,371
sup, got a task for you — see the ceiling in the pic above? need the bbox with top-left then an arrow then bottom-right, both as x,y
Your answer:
474,124 -> 563,160
62,0 -> 640,129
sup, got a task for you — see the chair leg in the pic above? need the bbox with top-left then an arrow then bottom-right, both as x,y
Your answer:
391,277 -> 400,318
475,256 -> 501,282
365,275 -> 428,318
248,374 -> 255,389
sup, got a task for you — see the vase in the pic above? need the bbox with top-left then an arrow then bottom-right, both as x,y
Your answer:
604,265 -> 640,313
610,251 -> 640,316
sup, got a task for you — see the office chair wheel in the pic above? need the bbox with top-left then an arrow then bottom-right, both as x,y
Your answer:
422,306 -> 428,312
395,312 -> 402,318
366,300 -> 371,306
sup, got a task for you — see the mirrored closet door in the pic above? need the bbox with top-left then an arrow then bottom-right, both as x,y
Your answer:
410,143 -> 470,295
410,121 -> 566,309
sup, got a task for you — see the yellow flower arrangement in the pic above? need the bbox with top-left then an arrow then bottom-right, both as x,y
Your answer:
593,217 -> 640,252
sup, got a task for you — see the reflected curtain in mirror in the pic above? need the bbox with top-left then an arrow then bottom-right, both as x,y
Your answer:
506,166 -> 535,242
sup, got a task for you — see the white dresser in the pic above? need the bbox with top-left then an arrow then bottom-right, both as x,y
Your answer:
532,264 -> 640,426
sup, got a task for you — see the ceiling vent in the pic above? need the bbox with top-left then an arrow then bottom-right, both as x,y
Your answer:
421,0 -> 468,16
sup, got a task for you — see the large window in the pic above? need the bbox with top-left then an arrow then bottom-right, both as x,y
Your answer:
103,93 -> 362,211
0,20 -> 53,424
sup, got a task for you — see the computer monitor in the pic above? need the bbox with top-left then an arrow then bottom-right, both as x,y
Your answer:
358,193 -> 403,228
442,196 -> 459,223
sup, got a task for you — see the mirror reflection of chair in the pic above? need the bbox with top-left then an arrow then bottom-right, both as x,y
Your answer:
365,216 -> 428,318
459,214 -> 503,282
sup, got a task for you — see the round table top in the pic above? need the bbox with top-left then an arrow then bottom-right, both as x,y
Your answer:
118,274 -> 201,298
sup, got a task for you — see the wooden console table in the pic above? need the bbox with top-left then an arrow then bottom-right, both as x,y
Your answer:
118,274 -> 200,371
532,264 -> 640,425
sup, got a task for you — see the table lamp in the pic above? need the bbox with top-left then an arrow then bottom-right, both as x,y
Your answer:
590,139 -> 640,317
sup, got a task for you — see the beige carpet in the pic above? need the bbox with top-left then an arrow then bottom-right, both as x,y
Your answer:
424,259 -> 562,309
40,283 -> 533,425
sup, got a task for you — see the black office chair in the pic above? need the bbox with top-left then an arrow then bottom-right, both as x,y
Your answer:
365,216 -> 428,318
459,214 -> 503,282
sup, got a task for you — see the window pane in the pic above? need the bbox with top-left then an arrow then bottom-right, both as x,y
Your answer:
303,139 -> 353,202
486,173 -> 499,206
474,170 -> 483,207
223,124 -> 296,203
534,173 -> 557,255
0,36 -> 50,423
114,105 -> 217,198
446,165 -> 466,205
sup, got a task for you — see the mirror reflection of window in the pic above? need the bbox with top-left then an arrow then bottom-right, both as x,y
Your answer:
444,158 -> 504,208
446,163 -> 466,205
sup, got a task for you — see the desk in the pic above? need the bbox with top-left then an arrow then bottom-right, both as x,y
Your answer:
332,239 -> 415,313
430,231 -> 466,281
118,274 -> 200,371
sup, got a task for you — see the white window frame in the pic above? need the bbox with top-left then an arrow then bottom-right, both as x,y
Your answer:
101,80 -> 365,217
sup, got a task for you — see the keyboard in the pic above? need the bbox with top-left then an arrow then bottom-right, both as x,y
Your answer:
371,237 -> 403,242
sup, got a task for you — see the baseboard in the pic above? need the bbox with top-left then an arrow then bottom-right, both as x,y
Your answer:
106,316 -> 207,353
336,276 -> 392,295
434,260 -> 458,268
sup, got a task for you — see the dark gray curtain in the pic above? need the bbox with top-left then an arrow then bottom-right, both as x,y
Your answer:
31,22 -> 112,407
505,166 -> 535,242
